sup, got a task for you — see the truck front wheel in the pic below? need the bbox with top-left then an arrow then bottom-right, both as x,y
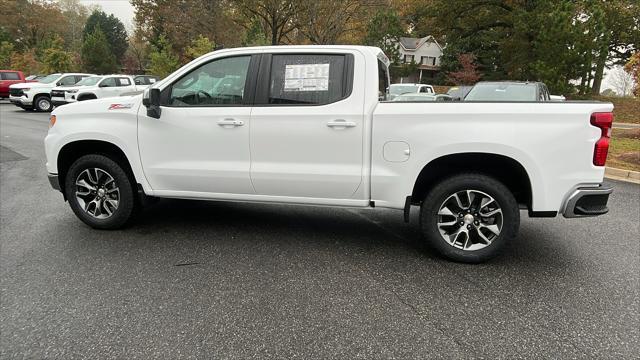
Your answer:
420,173 -> 519,263
64,154 -> 137,229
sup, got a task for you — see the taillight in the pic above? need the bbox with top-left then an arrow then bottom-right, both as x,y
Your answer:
590,112 -> 613,166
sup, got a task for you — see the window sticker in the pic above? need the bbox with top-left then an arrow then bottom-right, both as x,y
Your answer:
284,63 -> 330,92
119,78 -> 131,86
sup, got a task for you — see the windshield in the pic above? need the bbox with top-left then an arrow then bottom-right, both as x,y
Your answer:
465,83 -> 537,101
390,84 -> 420,95
38,73 -> 62,84
76,76 -> 103,86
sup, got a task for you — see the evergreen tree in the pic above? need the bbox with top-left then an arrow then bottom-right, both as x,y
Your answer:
148,35 -> 180,78
81,28 -> 118,74
83,10 -> 128,65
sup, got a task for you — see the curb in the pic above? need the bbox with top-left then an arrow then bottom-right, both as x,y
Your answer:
605,167 -> 640,184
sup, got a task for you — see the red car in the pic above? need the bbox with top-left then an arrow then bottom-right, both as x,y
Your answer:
0,70 -> 31,99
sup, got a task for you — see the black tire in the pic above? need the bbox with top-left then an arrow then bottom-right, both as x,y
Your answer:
34,95 -> 52,112
65,154 -> 137,229
419,173 -> 519,263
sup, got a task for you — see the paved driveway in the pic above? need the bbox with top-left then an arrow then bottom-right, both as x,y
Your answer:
1,102 -> 638,359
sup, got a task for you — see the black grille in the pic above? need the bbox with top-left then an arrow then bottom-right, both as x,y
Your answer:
51,90 -> 65,97
9,88 -> 23,97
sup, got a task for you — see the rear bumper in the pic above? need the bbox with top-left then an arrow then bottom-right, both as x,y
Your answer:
562,184 -> 613,218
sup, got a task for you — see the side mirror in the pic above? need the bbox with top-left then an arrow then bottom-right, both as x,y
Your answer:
145,88 -> 162,119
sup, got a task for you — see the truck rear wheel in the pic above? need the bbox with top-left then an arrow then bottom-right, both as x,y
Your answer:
419,173 -> 519,263
64,154 -> 137,229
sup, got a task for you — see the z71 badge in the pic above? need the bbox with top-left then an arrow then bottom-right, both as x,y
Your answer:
108,103 -> 134,110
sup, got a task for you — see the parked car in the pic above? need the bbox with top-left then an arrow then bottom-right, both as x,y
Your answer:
9,73 -> 94,111
464,81 -> 552,101
447,85 -> 473,101
550,95 -> 566,101
389,83 -> 434,100
51,75 -> 139,106
1,70 -> 32,99
46,45 -> 613,263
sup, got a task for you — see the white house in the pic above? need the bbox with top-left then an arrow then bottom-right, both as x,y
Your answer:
394,36 -> 444,83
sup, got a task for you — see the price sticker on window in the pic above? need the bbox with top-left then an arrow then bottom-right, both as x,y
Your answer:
284,64 -> 330,92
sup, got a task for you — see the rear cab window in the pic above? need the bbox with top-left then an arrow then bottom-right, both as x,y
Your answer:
1,72 -> 21,80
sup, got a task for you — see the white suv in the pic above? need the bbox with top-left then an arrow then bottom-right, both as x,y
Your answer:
9,73 -> 94,111
51,75 -> 139,106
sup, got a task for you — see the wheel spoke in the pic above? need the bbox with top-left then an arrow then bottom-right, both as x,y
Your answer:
480,223 -> 500,236
482,208 -> 502,217
475,228 -> 492,244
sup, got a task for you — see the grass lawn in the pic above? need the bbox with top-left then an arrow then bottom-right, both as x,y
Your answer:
609,128 -> 640,171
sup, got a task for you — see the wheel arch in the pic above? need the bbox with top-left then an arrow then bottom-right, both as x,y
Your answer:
77,93 -> 97,101
57,140 -> 138,198
411,152 -> 533,210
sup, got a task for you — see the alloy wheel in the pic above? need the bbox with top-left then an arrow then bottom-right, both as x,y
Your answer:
436,189 -> 503,251
75,168 -> 120,219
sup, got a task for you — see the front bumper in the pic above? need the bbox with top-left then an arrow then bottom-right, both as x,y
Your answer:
48,173 -> 61,191
562,184 -> 613,218
9,95 -> 31,107
51,97 -> 69,106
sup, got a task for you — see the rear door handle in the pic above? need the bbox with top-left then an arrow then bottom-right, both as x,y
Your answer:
217,118 -> 244,127
327,119 -> 356,128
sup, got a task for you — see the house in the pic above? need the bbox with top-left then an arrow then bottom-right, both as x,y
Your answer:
394,36 -> 443,83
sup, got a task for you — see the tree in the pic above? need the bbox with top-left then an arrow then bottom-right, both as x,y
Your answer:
0,41 -> 14,68
83,10 -> 128,65
42,36 -> 75,73
295,0 -> 382,45
81,28 -> 118,74
624,52 -> 640,97
0,0 -> 69,51
131,0 -> 243,53
123,32 -> 149,74
148,35 -> 180,78
446,54 -> 481,85
363,9 -> 405,63
10,49 -> 42,75
608,66 -> 634,97
185,35 -> 214,61
231,0 -> 298,45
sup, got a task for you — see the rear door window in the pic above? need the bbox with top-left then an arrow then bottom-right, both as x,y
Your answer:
378,60 -> 389,101
100,77 -> 117,87
58,76 -> 77,86
266,54 -> 350,105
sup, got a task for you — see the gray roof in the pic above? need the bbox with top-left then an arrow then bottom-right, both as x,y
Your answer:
399,37 -> 422,50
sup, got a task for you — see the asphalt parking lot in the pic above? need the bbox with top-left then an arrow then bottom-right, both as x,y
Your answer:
1,101 -> 638,359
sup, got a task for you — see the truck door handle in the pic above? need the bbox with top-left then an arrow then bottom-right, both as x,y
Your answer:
327,119 -> 356,128
217,118 -> 244,127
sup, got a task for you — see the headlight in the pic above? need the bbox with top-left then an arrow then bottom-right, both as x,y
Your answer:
49,115 -> 56,128
66,90 -> 78,94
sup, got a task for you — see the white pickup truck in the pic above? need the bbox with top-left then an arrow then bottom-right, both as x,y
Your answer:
9,73 -> 94,111
45,46 -> 614,262
50,75 -> 142,106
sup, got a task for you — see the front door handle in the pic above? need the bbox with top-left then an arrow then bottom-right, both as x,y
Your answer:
217,118 -> 244,127
327,119 -> 356,128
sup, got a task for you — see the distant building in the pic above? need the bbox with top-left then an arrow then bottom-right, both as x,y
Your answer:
394,36 -> 444,83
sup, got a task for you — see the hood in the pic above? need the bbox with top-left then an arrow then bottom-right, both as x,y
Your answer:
52,85 -> 83,92
10,82 -> 50,89
52,94 -> 143,117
